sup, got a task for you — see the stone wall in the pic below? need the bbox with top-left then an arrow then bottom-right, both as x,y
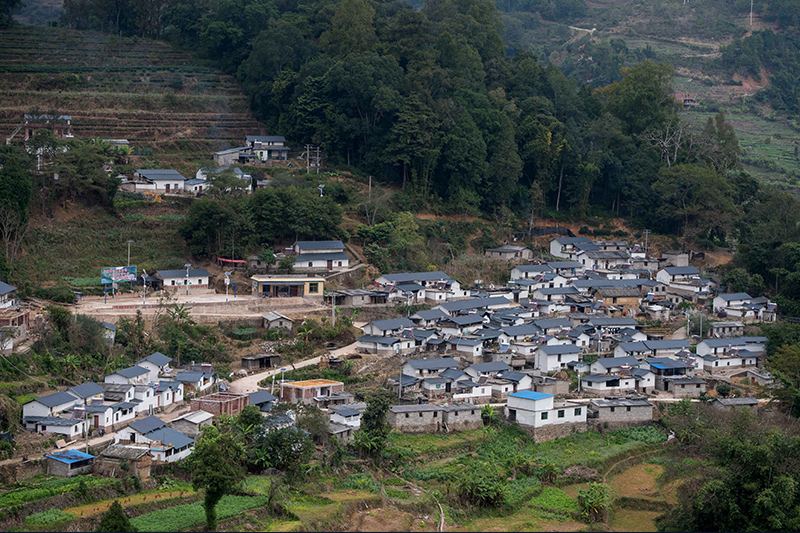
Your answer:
591,405 -> 653,424
388,410 -> 442,433
519,421 -> 589,443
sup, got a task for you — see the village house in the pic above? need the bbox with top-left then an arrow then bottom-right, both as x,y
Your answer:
580,374 -> 637,396
293,251 -> 350,272
485,244 -> 533,261
410,309 -> 449,328
593,287 -> 641,316
442,403 -> 483,431
22,391 -> 80,420
183,178 -> 207,195
155,381 -> 184,408
361,317 -> 415,336
445,337 -> 484,361
662,250 -> 689,267
246,135 -> 289,161
100,322 -> 116,346
136,352 -> 172,382
99,383 -> 135,403
388,404 -> 445,433
613,340 -> 691,359
46,450 -> 95,478
713,397 -> 760,412
67,382 -> 104,406
116,415 -> 195,463
155,268 -> 211,289
213,146 -> 251,166
251,275 -> 325,299
587,317 -> 640,335
660,376 -> 707,397
23,113 -> 72,141
402,357 -> 459,378
464,361 -> 511,380
549,237 -> 595,260
131,169 -> 186,194
695,337 -> 767,356
535,344 -> 581,372
327,289 -> 388,307
587,398 -> 654,428
452,380 -> 493,403
241,354 -> 281,371
531,375 -> 571,396
175,370 -> 217,394
590,356 -> 640,375
713,292 -> 753,313
439,314 -> 485,337
133,385 -> 158,415
356,335 -> 414,356
105,366 -> 150,386
281,379 -> 345,405
656,266 -> 701,285
506,391 -> 587,442
697,349 -> 759,373
510,264 -> 553,280
495,370 -> 534,393
709,321 -> 745,338
248,390 -> 277,413
576,250 -> 631,270
435,296 -> 513,316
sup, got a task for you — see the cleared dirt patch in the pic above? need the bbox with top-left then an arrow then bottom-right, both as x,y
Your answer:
63,489 -> 193,517
350,506 -> 437,532
610,464 -> 664,501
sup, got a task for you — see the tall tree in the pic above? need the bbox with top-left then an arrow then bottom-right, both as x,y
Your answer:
191,425 -> 246,530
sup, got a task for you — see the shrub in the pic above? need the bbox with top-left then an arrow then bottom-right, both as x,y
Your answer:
454,469 -> 505,508
577,483 -> 612,523
385,488 -> 410,499
504,476 -> 542,506
384,477 -> 406,486
530,486 -> 580,514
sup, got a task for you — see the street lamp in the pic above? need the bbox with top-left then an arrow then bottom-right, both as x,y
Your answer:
126,239 -> 133,266
141,269 -> 148,305
318,184 -> 324,197
184,263 -> 191,296
224,271 -> 232,302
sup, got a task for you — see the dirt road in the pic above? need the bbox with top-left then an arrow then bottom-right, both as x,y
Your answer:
228,339 -> 361,394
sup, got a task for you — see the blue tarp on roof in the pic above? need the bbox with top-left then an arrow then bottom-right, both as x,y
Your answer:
46,450 -> 94,464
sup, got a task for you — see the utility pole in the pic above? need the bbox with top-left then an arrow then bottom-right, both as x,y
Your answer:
750,0 -> 754,26
127,239 -> 133,266
141,269 -> 147,306
643,229 -> 651,257
331,292 -> 336,327
184,263 -> 191,296
306,144 -> 311,174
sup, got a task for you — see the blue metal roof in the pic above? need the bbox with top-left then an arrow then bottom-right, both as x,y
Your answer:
46,450 -> 94,464
509,390 -> 553,401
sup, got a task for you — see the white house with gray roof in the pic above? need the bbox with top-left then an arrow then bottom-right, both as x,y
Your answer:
536,344 -> 581,373
246,135 -> 289,161
105,366 -> 150,385
136,352 -> 173,382
402,357 -> 459,378
155,268 -> 210,289
361,317 -> 415,336
132,169 -> 186,193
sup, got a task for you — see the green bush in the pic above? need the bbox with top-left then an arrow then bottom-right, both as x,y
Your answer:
383,477 -> 406,486
385,488 -> 410,499
577,483 -> 611,523
24,508 -> 75,527
454,468 -> 505,508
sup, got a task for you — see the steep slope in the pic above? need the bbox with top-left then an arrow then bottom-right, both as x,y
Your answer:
0,24 -> 264,169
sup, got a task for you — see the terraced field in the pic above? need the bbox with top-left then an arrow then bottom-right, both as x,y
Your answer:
0,25 -> 264,165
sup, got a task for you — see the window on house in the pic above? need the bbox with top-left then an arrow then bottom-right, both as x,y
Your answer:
309,282 -> 319,293
433,411 -> 438,418
419,413 -> 423,417
681,384 -> 686,389
610,406 -> 615,412
308,262 -> 313,267
557,410 -> 565,418
455,411 -> 459,416
626,406 -> 631,412
405,413 -> 409,418
541,412 -> 548,420
574,408 -> 581,416
696,384 -> 701,388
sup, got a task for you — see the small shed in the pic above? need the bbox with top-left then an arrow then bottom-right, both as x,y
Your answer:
262,312 -> 293,330
190,392 -> 249,416
97,445 -> 151,479
45,449 -> 95,477
171,410 -> 214,438
241,354 -> 281,371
